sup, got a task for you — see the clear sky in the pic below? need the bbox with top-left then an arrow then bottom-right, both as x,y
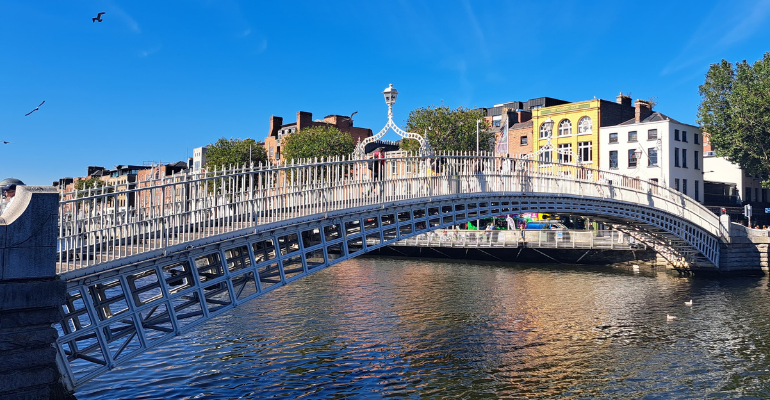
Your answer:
2,0 -> 770,185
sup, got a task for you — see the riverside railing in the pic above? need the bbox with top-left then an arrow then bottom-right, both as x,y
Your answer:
57,152 -> 721,273
395,229 -> 647,250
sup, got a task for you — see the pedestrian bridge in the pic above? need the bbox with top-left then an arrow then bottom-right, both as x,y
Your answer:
51,153 -> 723,390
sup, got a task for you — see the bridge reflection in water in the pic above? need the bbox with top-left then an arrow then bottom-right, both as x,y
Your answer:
52,153 -> 723,391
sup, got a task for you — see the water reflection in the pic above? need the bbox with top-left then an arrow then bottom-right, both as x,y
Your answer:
78,258 -> 770,399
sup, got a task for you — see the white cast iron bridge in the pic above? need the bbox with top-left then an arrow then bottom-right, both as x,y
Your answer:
53,153 -> 724,390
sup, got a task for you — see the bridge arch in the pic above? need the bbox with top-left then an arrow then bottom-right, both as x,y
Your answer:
57,187 -> 721,389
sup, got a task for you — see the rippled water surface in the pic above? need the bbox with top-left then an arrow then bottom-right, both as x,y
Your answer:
77,258 -> 770,399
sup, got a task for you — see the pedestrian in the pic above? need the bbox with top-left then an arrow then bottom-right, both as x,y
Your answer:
0,179 -> 24,216
485,223 -> 494,242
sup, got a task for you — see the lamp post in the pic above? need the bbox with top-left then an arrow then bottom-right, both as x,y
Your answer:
476,119 -> 480,154
353,84 -> 432,159
383,83 -> 398,119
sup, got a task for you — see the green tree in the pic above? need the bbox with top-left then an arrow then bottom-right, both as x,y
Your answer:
281,126 -> 355,162
698,52 -> 770,186
205,137 -> 267,169
74,176 -> 107,198
400,105 -> 492,153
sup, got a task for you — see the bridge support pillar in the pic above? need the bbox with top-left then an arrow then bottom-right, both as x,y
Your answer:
0,186 -> 73,399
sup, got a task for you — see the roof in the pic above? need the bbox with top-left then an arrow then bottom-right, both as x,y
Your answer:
618,112 -> 682,125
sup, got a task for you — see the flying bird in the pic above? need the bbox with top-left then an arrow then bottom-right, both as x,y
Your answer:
25,101 -> 45,116
0,141 -> 9,144
93,12 -> 105,23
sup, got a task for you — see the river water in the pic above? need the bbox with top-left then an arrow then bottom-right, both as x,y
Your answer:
77,258 -> 770,399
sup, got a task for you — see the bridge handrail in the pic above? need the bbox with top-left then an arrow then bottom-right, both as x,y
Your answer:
56,152 -> 720,273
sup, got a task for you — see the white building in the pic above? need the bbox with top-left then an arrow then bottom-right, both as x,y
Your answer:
192,145 -> 211,173
599,103 -> 704,203
703,153 -> 765,205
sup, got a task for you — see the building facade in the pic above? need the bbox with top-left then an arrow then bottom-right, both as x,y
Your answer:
531,94 -> 636,168
264,111 -> 373,164
600,105 -> 704,202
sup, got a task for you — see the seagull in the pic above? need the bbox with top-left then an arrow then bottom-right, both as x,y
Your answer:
93,12 -> 105,23
684,300 -> 693,306
0,141 -> 9,144
667,314 -> 677,321
25,101 -> 45,116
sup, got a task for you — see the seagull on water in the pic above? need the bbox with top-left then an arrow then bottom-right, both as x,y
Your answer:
667,314 -> 677,321
684,300 -> 693,306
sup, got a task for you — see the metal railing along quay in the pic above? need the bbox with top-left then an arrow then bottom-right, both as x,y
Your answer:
395,229 -> 647,250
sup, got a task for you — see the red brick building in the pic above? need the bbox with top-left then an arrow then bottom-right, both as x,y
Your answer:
265,111 -> 372,163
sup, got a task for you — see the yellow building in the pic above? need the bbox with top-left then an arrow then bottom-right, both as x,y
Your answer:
531,94 -> 636,167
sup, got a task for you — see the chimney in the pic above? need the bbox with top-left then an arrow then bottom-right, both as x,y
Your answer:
297,111 -> 313,132
635,100 -> 652,122
269,116 -> 283,138
616,92 -> 632,106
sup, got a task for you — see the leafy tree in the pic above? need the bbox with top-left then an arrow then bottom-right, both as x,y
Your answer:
698,52 -> 770,186
205,137 -> 267,170
74,176 -> 107,198
281,126 -> 355,162
400,105 -> 492,153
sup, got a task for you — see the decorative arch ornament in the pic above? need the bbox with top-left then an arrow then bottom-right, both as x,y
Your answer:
353,84 -> 433,159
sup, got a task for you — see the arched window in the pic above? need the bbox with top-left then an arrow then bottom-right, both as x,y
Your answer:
539,122 -> 552,139
578,116 -> 592,134
558,119 -> 572,136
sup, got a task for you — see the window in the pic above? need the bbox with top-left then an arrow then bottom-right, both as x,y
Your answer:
578,116 -> 592,134
557,143 -> 572,163
628,149 -> 638,168
648,129 -> 658,140
682,131 -> 688,142
494,120 -> 501,127
695,180 -> 700,201
628,131 -> 638,142
675,178 -> 680,191
609,133 -> 618,143
683,179 -> 688,195
648,147 -> 658,166
694,133 -> 700,144
391,161 -> 396,175
746,188 -> 752,202
558,119 -> 572,136
539,148 -> 552,163
520,136 -> 528,145
609,150 -> 618,168
539,122 -> 552,139
578,141 -> 593,163
674,129 -> 680,141
674,147 -> 680,167
682,149 -> 687,168
694,151 -> 699,170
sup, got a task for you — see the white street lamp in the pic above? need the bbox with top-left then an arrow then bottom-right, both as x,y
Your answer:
383,84 -> 398,119
353,83 -> 432,159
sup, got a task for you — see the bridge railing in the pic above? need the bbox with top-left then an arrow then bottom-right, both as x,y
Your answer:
56,153 -> 720,273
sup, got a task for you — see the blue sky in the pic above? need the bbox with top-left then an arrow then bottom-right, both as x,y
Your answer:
2,0 -> 770,185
